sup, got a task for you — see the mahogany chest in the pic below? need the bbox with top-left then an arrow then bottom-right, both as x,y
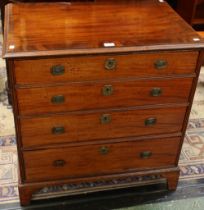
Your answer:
2,0 -> 204,206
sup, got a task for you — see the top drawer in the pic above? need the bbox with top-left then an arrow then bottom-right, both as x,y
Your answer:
14,51 -> 198,85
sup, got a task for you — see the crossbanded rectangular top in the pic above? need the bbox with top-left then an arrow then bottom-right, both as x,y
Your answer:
3,0 -> 204,58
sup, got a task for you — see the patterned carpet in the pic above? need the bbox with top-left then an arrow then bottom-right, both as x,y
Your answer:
0,29 -> 204,204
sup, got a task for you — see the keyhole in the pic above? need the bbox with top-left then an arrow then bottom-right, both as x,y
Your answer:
102,85 -> 113,96
100,114 -> 112,124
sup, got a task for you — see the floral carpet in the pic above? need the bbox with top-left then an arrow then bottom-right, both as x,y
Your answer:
0,29 -> 204,204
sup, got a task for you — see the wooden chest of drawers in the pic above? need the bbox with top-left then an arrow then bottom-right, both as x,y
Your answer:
2,0 -> 204,206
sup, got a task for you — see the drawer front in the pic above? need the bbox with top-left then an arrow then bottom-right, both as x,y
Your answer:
23,137 -> 181,182
16,78 -> 192,115
14,51 -> 198,85
20,106 -> 186,148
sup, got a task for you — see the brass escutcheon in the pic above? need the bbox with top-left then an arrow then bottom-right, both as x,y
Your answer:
100,114 -> 112,124
99,146 -> 109,155
150,87 -> 162,97
102,85 -> 113,96
105,58 -> 117,70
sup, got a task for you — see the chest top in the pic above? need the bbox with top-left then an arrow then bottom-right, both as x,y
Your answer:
2,0 -> 204,58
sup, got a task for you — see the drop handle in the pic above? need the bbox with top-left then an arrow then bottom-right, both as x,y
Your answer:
51,65 -> 65,76
52,126 -> 65,135
145,117 -> 157,126
140,151 -> 152,159
53,159 -> 66,167
51,95 -> 65,104
154,59 -> 168,70
150,88 -> 162,97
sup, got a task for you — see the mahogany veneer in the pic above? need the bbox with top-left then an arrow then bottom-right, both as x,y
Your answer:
2,0 -> 204,206
23,137 -> 181,182
16,78 -> 193,115
20,106 -> 187,148
14,52 -> 198,84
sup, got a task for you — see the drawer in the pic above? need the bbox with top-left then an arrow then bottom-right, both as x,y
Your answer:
14,51 -> 198,85
20,106 -> 186,148
16,78 -> 193,115
23,137 -> 181,182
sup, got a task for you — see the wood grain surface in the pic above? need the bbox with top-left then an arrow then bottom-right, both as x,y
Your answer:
16,78 -> 192,115
19,106 -> 187,148
23,137 -> 181,182
13,51 -> 198,85
3,0 -> 204,58
3,0 -> 204,206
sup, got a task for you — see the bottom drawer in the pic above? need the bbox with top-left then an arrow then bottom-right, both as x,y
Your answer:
23,137 -> 181,182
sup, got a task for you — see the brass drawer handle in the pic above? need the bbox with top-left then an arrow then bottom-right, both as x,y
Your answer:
100,114 -> 112,124
145,117 -> 157,126
140,151 -> 152,159
154,59 -> 168,70
105,58 -> 117,70
53,159 -> 66,167
52,126 -> 65,135
99,146 -> 109,155
51,65 -> 65,76
150,88 -> 162,97
102,85 -> 113,96
51,95 -> 65,104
